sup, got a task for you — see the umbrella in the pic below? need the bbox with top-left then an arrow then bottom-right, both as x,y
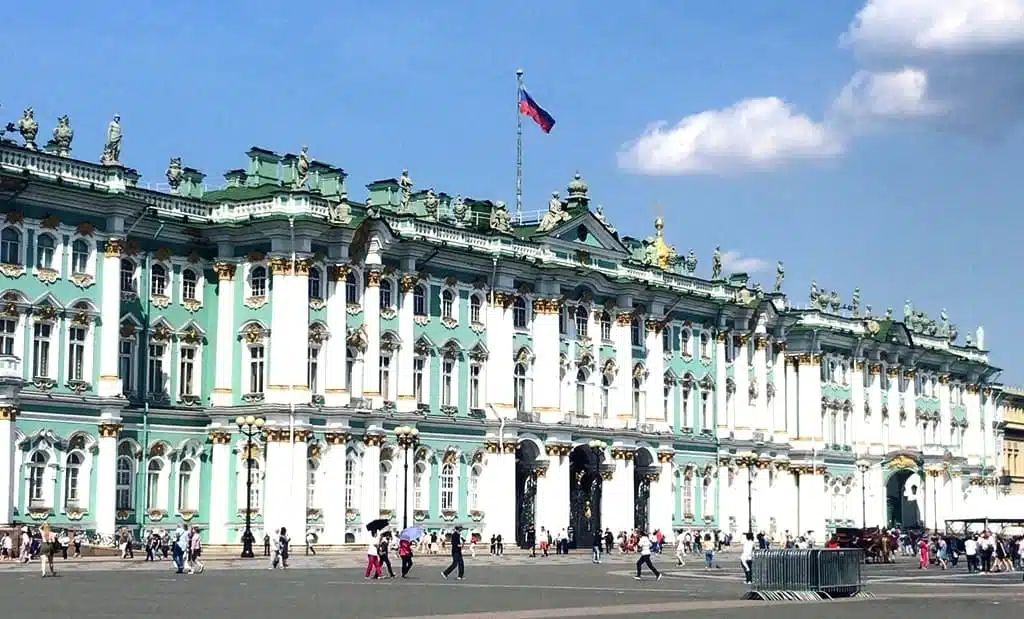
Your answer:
399,526 -> 424,541
366,519 -> 390,534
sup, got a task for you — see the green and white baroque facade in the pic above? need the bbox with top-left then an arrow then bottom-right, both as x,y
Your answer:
0,125 -> 1008,546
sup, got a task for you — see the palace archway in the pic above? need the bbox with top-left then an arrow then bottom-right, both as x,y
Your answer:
886,469 -> 923,529
568,444 -> 603,550
634,448 -> 654,533
515,440 -> 541,548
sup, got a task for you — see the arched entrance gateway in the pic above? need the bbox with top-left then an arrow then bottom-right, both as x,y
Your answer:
885,455 -> 923,529
634,448 -> 654,533
515,440 -> 541,548
568,444 -> 603,549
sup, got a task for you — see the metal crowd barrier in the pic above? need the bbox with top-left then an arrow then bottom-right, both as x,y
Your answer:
744,548 -> 869,601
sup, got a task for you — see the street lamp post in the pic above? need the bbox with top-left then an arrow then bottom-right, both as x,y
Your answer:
395,426 -> 420,530
236,415 -> 265,558
856,461 -> 870,528
747,463 -> 754,535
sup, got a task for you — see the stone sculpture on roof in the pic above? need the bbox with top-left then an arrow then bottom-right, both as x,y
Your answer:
17,108 -> 38,151
166,157 -> 183,192
100,114 -> 122,165
45,114 -> 73,157
294,146 -> 311,189
537,191 -> 570,232
773,261 -> 784,292
398,169 -> 414,213
711,247 -> 722,280
489,200 -> 513,234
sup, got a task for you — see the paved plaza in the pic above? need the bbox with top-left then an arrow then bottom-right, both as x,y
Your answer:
2,552 -> 1022,618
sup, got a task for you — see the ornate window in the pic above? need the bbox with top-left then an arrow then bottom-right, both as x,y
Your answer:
64,451 -> 83,508
71,239 -> 90,275
179,345 -> 197,397
67,325 -> 87,382
632,366 -> 646,420
663,373 -> 674,419
380,354 -> 392,401
345,271 -> 360,304
249,344 -> 266,395
468,464 -> 483,511
575,368 -> 588,415
307,459 -> 320,510
0,317 -> 15,355
119,324 -> 137,396
575,306 -> 588,338
414,461 -> 428,510
441,359 -> 455,406
32,321 -> 53,379
249,265 -> 267,298
308,345 -> 321,395
631,318 -> 643,347
512,297 -> 528,330
344,455 -> 360,510
600,311 -> 611,341
28,451 -> 49,507
379,278 -> 392,308
345,346 -> 358,395
176,460 -> 195,511
682,377 -> 693,428
682,472 -> 694,516
150,263 -> 168,297
0,227 -> 21,265
513,361 -> 530,414
308,266 -> 323,301
700,331 -> 710,358
441,289 -> 455,320
244,458 -> 262,511
413,356 -> 426,404
469,294 -> 482,324
35,233 -> 56,270
120,259 -> 136,293
147,343 -> 167,395
146,459 -> 164,509
440,462 -> 456,511
379,461 -> 393,512
115,444 -> 134,510
469,361 -> 482,409
681,329 -> 691,357
701,475 -> 712,516
181,268 -> 198,301
600,372 -> 612,419
662,327 -> 672,353
559,305 -> 568,335
701,391 -> 711,429
413,284 -> 427,317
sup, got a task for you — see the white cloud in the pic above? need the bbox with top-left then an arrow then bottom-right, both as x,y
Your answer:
720,251 -> 769,275
831,68 -> 945,126
617,98 -> 843,176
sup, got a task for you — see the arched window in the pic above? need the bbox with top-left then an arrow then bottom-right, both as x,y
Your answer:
575,368 -> 588,414
469,361 -> 482,409
181,268 -> 198,301
250,265 -> 267,297
28,451 -> 48,507
307,459 -> 320,509
0,227 -> 21,265
379,278 -> 392,308
120,258 -> 136,292
379,461 -> 392,512
631,318 -> 642,347
150,263 -> 168,296
115,443 -> 135,510
441,289 -> 455,319
345,271 -> 359,303
246,459 -> 262,511
413,284 -> 427,317
468,464 -> 483,511
513,362 -> 529,414
345,455 -> 360,510
632,369 -> 646,420
600,311 -> 611,340
71,239 -> 90,274
701,475 -> 712,516
575,306 -> 588,338
64,451 -> 83,507
469,294 -> 482,323
308,267 -> 323,300
513,297 -> 528,329
146,459 -> 163,509
176,460 -> 194,511
440,463 -> 456,511
662,327 -> 672,353
701,391 -> 711,429
600,372 -> 612,419
682,378 -> 693,428
35,233 -> 56,270
413,461 -> 428,510
663,373 -> 674,418
345,346 -> 358,394
700,332 -> 710,358
682,473 -> 694,516
681,329 -> 691,356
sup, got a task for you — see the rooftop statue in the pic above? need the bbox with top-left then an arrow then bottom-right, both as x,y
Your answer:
851,287 -> 861,317
711,247 -> 722,280
45,114 -> 73,157
537,191 -> 570,232
886,307 -> 893,320
166,157 -> 183,192
903,299 -> 913,322
489,200 -> 513,234
684,249 -> 697,274
17,108 -> 38,151
100,114 -> 122,165
294,146 -> 311,189
365,196 -> 380,219
451,195 -> 468,226
773,261 -> 784,292
423,189 -> 439,220
809,281 -> 819,307
329,192 -> 352,224
829,290 -> 841,313
594,204 -> 616,235
398,169 -> 414,213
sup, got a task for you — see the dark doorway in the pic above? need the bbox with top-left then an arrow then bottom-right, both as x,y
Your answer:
634,449 -> 653,533
886,469 -> 922,529
568,444 -> 603,549
515,441 -> 540,548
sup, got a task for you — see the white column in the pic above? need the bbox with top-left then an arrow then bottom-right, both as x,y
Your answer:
785,355 -> 798,437
396,275 -> 416,412
97,239 -> 124,397
797,355 -> 823,441
611,449 -> 636,532
613,311 -> 633,429
535,447 -> 568,533
938,376 -> 952,446
360,433 -> 382,535
983,388 -> 997,466
267,258 -> 308,405
262,432 -> 293,533
886,368 -> 901,445
734,336 -> 751,441
482,440 -> 516,540
644,320 -> 664,428
487,293 -> 514,417
715,333 -> 728,434
851,361 -> 866,451
650,452 -> 674,536
752,337 -> 768,435
773,344 -> 787,438
292,263 -> 312,398
0,362 -> 22,526
533,299 -> 561,423
798,470 -> 826,542
965,385 -> 983,464
869,365 -> 883,446
324,266 -> 349,406
211,263 -> 237,407
362,271 -> 382,405
321,433 -> 349,544
94,419 -> 121,536
905,370 -> 918,449
207,431 -> 231,543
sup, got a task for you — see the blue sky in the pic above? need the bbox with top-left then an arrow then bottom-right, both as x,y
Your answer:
4,0 -> 1023,379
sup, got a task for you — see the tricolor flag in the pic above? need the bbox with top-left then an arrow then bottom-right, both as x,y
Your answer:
519,88 -> 556,134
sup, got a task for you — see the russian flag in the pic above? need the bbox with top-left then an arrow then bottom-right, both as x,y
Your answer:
519,88 -> 556,134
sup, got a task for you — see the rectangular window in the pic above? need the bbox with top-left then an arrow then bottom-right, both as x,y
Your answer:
119,340 -> 135,395
146,472 -> 160,509
147,344 -> 165,394
249,345 -> 265,394
179,347 -> 196,396
32,322 -> 51,378
67,326 -> 87,381
308,346 -> 320,394
0,318 -> 14,355
380,355 -> 391,400
441,360 -> 454,406
469,363 -> 481,409
65,467 -> 80,505
413,358 -> 425,404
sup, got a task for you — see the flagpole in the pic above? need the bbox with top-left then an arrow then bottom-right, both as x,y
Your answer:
515,68 -> 524,221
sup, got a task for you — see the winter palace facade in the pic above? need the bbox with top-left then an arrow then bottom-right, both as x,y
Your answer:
0,121 -> 1010,547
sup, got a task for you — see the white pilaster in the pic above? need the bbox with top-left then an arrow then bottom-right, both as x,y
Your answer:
321,433 -> 349,544
715,333 -> 728,434
734,336 -> 751,441
536,449 -> 568,533
886,368 -> 901,446
982,387 -> 997,466
0,358 -> 22,526
905,370 -> 918,449
362,271 -> 382,404
267,257 -> 308,405
533,299 -> 561,423
396,275 -> 416,412
613,311 -> 633,430
211,263 -> 237,407
644,320 -> 664,428
650,453 -> 673,536
850,361 -> 866,451
482,440 -> 516,540
360,433 -> 383,534
797,355 -> 823,442
94,418 -> 121,536
752,336 -> 768,435
97,239 -> 123,397
207,432 -> 231,543
772,344 -> 787,438
938,376 -> 952,446
785,356 -> 798,438
263,433 -> 293,533
324,266 -> 349,406
797,471 -> 825,542
869,366 -> 883,447
487,292 -> 514,417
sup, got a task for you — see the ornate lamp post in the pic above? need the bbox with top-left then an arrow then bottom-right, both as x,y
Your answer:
395,425 -> 420,529
588,439 -> 607,452
236,415 -> 264,558
747,463 -> 755,535
856,461 -> 870,528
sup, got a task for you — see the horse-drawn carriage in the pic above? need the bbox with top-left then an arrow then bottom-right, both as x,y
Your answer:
829,527 -> 894,563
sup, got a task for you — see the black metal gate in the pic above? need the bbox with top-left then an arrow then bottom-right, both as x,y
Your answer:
568,446 -> 602,549
634,469 -> 651,533
515,468 -> 537,547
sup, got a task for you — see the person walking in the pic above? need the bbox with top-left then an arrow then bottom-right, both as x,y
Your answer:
592,534 -> 602,564
399,537 -> 415,578
171,526 -> 187,574
442,526 -> 465,580
634,531 -> 662,581
379,533 -> 396,578
306,530 -> 318,556
740,532 -> 755,583
675,533 -> 687,567
269,528 -> 281,569
187,527 -> 204,574
39,525 -> 57,578
278,527 -> 291,569
365,533 -> 383,579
